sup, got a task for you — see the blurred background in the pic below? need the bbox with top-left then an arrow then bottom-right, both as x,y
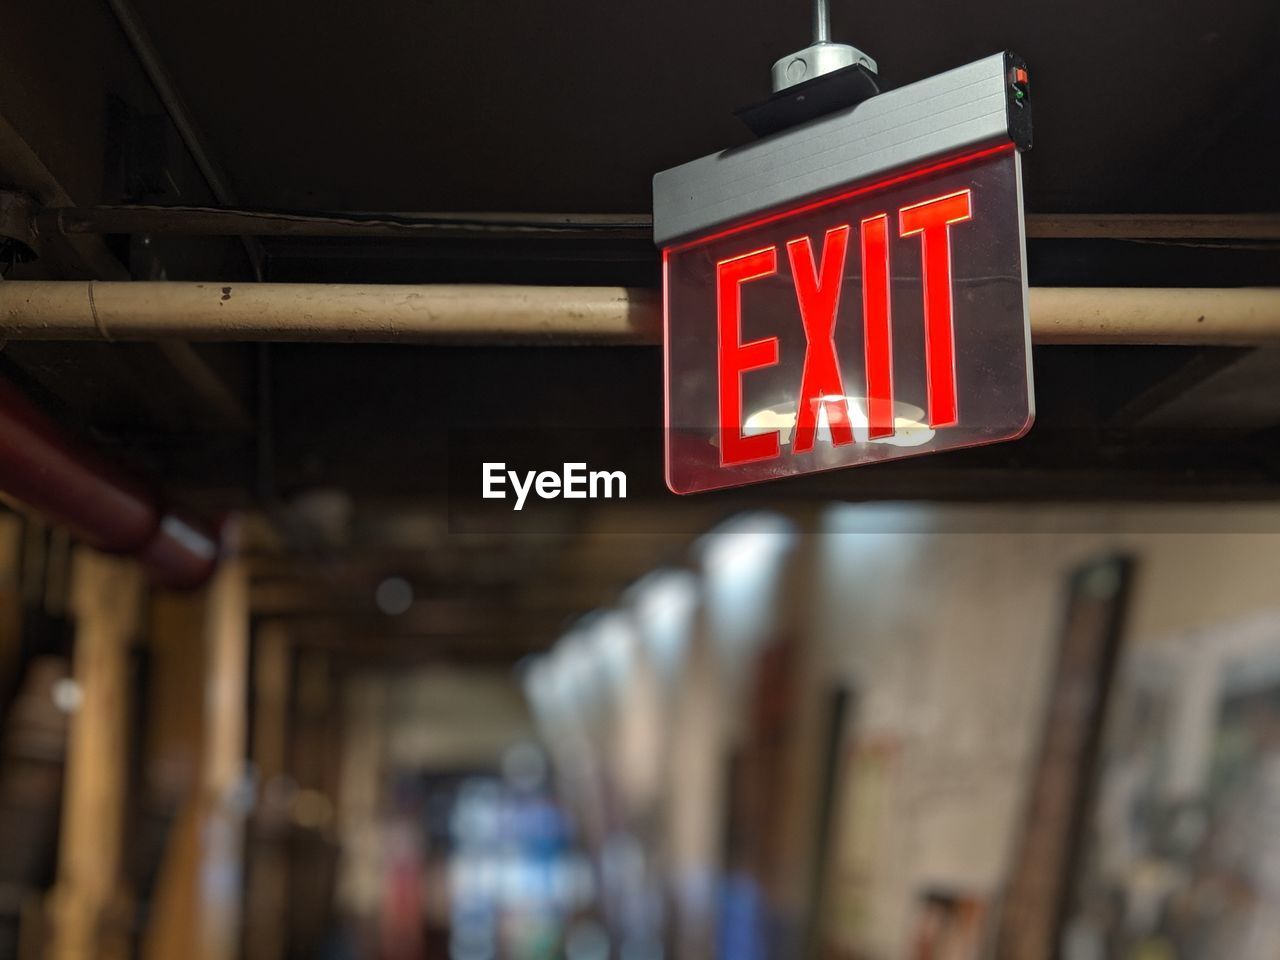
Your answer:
4,503 -> 1280,959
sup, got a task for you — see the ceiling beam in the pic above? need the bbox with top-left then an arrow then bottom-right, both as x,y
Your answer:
37,207 -> 1280,242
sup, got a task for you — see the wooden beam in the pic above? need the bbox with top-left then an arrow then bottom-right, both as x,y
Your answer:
1025,213 -> 1280,240
243,621 -> 290,960
142,554 -> 250,960
38,207 -> 1280,242
46,549 -> 144,960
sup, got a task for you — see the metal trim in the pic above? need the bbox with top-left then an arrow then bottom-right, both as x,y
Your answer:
653,53 -> 1018,247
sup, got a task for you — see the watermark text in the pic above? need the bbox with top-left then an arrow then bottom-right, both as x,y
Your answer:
482,462 -> 627,511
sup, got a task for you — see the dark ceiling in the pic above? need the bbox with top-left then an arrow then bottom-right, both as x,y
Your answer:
123,0 -> 1280,214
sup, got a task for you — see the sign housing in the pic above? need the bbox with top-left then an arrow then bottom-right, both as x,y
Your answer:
655,52 -> 1033,495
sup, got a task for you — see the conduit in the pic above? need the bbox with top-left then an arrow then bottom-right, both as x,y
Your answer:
0,378 -> 219,588
1027,287 -> 1280,345
0,281 -> 1278,345
33,207 -> 1280,242
0,282 -> 661,344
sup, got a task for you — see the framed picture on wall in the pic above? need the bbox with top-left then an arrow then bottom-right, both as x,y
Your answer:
1062,611 -> 1280,960
995,554 -> 1136,960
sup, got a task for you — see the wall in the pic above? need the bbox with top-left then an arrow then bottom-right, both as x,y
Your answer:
810,503 -> 1280,958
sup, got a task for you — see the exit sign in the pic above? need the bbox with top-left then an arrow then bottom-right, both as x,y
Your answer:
654,53 -> 1033,495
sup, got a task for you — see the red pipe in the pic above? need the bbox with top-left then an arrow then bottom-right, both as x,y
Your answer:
138,510 -> 221,589
0,378 -> 220,588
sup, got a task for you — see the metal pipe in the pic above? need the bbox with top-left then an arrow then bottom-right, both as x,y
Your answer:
0,281 -> 663,344
0,377 -> 219,587
137,511 -> 220,589
1027,287 -> 1280,344
813,0 -> 831,43
0,281 -> 1277,346
0,378 -> 157,552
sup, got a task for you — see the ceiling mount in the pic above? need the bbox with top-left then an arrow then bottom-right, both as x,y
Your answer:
770,0 -> 878,93
738,0 -> 882,137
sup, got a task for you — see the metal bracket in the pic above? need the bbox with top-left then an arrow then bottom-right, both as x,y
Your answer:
772,42 -> 877,92
771,0 -> 877,92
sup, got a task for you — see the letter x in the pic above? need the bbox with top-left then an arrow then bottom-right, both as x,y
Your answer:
786,226 -> 853,453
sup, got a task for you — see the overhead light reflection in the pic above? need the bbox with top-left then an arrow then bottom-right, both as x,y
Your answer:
742,396 -> 936,448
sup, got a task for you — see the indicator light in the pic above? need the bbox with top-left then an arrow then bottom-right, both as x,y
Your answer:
1010,65 -> 1030,106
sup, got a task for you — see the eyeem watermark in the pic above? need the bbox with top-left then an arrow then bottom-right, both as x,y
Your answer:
482,462 -> 627,511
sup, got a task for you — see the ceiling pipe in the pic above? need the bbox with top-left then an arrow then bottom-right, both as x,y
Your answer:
0,281 -> 1278,345
0,281 -> 661,344
0,378 -> 219,588
32,206 -> 1280,242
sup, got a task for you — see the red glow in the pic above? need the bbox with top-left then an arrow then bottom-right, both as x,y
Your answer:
665,143 -> 1012,254
716,247 -> 780,466
786,226 -> 853,453
899,189 -> 972,428
860,213 -> 895,440
662,244 -> 674,492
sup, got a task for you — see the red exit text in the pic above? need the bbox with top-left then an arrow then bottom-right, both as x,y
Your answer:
717,188 -> 973,466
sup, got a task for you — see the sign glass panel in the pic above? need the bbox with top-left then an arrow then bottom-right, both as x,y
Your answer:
663,146 -> 1033,494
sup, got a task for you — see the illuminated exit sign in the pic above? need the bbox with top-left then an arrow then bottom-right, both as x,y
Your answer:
654,53 -> 1034,494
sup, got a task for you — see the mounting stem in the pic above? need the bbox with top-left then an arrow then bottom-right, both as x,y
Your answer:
813,0 -> 830,43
